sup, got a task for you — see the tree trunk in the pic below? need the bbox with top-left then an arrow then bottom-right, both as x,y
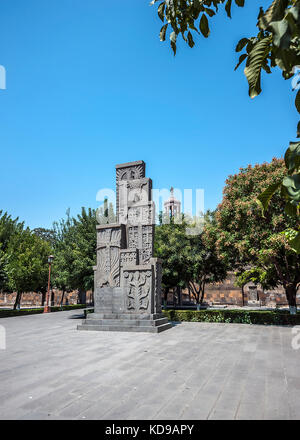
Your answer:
60,289 -> 65,307
285,284 -> 297,315
163,287 -> 169,309
177,286 -> 182,306
41,291 -> 46,307
241,285 -> 245,307
164,287 -> 169,302
189,282 -> 201,307
196,288 -> 201,310
50,289 -> 55,306
172,287 -> 177,307
200,282 -> 205,305
13,291 -> 22,310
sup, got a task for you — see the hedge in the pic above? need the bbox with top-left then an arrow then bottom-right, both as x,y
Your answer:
0,304 -> 87,318
3,306 -> 298,325
163,309 -> 300,326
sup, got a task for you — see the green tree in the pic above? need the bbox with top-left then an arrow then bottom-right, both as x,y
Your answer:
186,213 -> 228,305
33,228 -> 56,248
32,227 -> 57,305
154,215 -> 190,302
214,158 -> 300,312
53,207 -> 97,304
151,0 -> 244,55
0,211 -> 24,293
69,207 -> 97,302
155,212 -> 227,305
0,249 -> 9,292
6,229 -> 52,309
0,210 -> 24,252
52,211 -> 76,305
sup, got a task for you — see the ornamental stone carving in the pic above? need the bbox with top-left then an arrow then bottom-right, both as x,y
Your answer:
123,269 -> 153,313
78,160 -> 171,333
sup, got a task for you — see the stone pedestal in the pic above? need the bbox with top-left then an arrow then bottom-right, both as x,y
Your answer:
78,160 -> 171,333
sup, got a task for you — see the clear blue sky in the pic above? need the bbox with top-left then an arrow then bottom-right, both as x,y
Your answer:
0,0 -> 297,229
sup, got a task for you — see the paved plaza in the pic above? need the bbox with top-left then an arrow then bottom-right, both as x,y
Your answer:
0,310 -> 300,420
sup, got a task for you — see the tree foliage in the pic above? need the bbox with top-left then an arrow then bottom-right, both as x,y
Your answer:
213,158 -> 300,311
154,213 -> 227,304
154,215 -> 189,298
185,212 -> 228,304
33,227 -> 56,247
52,207 -> 97,301
52,211 -> 74,303
0,207 -> 97,308
0,249 -> 9,292
0,210 -> 24,252
6,229 -> 52,309
151,0 -> 244,55
70,207 -> 97,292
0,211 -> 24,292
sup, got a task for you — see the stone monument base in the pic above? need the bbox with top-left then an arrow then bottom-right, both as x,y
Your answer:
77,313 -> 172,333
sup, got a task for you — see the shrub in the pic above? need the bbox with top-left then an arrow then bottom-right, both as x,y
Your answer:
163,309 -> 300,326
0,304 -> 86,318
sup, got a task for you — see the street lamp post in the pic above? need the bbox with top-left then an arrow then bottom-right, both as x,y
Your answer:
44,255 -> 54,313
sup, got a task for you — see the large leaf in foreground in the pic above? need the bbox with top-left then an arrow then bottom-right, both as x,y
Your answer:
284,141 -> 300,174
282,174 -> 300,203
259,0 -> 289,30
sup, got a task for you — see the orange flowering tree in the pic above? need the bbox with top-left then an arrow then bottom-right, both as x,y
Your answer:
214,158 -> 300,313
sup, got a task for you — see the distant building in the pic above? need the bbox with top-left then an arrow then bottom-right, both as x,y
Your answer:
164,187 -> 181,218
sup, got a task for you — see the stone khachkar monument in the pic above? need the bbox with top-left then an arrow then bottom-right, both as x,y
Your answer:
78,160 -> 171,333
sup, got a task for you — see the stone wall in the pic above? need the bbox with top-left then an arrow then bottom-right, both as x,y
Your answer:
1,275 -> 298,309
172,272 -> 300,307
0,290 -> 93,308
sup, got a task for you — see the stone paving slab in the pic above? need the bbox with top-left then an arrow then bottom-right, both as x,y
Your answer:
0,310 -> 299,420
